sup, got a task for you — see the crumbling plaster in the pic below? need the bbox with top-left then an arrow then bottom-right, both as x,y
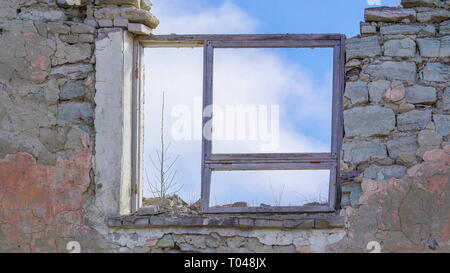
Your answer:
0,0 -> 449,253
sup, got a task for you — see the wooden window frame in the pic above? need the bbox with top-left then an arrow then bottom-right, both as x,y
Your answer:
136,34 -> 346,214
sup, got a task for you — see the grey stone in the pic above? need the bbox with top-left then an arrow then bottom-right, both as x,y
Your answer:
55,43 -> 92,65
365,7 -> 416,22
157,234 -> 175,248
417,38 -> 440,57
344,81 -> 368,105
405,85 -> 437,104
434,114 -> 450,136
137,206 -> 159,216
365,61 -> 416,81
343,140 -> 387,165
418,129 -> 442,147
384,38 -> 416,57
57,102 -> 94,123
50,64 -> 93,80
113,18 -> 129,28
417,37 -> 450,57
47,22 -> 70,34
397,109 -> 432,131
368,80 -> 390,103
416,145 -> 439,157
60,82 -> 85,100
442,88 -> 450,111
380,24 -> 435,35
363,165 -> 407,180
98,19 -> 113,27
341,182 -> 362,206
70,23 -> 95,34
344,106 -> 396,137
397,152 -> 418,167
346,36 -> 381,60
97,0 -> 141,8
18,7 -> 67,21
60,34 -> 79,44
35,22 -> 48,37
93,6 -> 122,20
78,34 -> 94,43
57,0 -> 88,7
360,23 -> 377,35
401,0 -> 441,7
420,63 -> 450,82
64,127 -> 84,151
386,135 -> 419,158
39,127 -> 65,153
120,7 -> 160,29
439,36 -> 450,56
417,9 -> 450,23
440,20 -> 450,34
0,8 -> 17,20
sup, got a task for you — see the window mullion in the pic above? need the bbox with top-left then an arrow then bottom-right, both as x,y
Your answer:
200,41 -> 214,212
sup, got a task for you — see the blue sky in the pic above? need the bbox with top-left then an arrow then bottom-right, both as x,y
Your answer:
143,0 -> 400,206
153,0 -> 400,36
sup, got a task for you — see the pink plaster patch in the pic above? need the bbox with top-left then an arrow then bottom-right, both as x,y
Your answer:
423,149 -> 449,163
31,71 -> 49,81
426,177 -> 448,194
31,56 -> 47,70
407,164 -> 422,177
0,133 -> 101,252
440,219 -> 450,244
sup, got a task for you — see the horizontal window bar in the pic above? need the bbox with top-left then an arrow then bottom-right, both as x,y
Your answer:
140,40 -> 204,48
210,40 -> 336,48
209,153 -> 335,160
139,34 -> 344,43
203,205 -> 334,214
207,162 -> 335,171
206,153 -> 337,164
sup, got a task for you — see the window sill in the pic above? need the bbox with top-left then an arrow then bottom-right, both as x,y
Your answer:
108,212 -> 345,230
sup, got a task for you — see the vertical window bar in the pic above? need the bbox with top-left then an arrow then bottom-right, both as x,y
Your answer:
201,41 -> 214,212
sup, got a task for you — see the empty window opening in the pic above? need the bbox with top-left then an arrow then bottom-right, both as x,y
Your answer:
210,170 -> 330,209
138,34 -> 344,215
143,47 -> 203,211
212,47 -> 333,154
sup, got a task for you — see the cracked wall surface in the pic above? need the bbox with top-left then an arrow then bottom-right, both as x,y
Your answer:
0,0 -> 450,253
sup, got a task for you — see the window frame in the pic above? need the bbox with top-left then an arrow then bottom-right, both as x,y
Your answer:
134,34 -> 345,214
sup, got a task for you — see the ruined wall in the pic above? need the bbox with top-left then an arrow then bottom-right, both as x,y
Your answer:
0,0 -> 156,253
0,0 -> 449,253
336,0 -> 450,252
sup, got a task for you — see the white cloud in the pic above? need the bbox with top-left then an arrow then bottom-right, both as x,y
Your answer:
143,1 -> 333,206
152,0 -> 258,34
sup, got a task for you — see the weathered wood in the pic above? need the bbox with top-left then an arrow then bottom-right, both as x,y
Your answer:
141,40 -> 204,48
209,152 -> 334,159
200,41 -> 214,212
131,40 -> 144,213
139,34 -> 343,48
207,153 -> 336,164
141,33 -> 344,42
210,39 -> 335,48
207,163 -> 334,171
